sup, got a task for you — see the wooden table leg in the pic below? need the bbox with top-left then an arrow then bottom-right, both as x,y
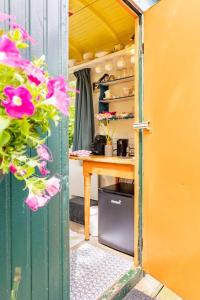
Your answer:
84,173 -> 91,240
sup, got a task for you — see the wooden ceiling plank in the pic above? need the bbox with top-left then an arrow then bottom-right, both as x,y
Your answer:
76,0 -> 121,43
69,40 -> 82,59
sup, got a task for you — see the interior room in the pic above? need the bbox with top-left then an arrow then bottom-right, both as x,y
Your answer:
68,1 -> 136,299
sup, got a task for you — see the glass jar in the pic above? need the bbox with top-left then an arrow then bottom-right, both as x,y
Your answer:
105,141 -> 113,157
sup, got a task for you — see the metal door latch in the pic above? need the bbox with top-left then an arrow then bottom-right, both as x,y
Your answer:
133,121 -> 150,130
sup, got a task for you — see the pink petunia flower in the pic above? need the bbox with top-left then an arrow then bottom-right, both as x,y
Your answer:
10,22 -> 36,44
25,193 -> 51,211
25,194 -> 39,211
45,89 -> 70,116
25,176 -> 60,211
24,62 -> 45,85
44,76 -> 70,115
3,86 -> 35,119
0,35 -> 21,64
9,164 -> 17,174
47,76 -> 66,98
0,36 -> 31,69
45,176 -> 61,197
39,161 -> 50,176
37,144 -> 53,161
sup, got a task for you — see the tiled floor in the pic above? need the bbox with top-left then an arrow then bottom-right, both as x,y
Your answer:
70,221 -> 133,300
70,221 -> 133,261
70,222 -> 183,300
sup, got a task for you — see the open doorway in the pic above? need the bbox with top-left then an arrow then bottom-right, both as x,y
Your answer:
68,1 -> 138,299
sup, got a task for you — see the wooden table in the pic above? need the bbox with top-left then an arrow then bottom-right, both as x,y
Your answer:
69,155 -> 135,240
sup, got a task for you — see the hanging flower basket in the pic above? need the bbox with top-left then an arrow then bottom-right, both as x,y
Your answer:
0,13 -> 71,211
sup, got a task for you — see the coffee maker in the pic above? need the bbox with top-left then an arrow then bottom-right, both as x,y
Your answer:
91,135 -> 107,155
117,139 -> 128,157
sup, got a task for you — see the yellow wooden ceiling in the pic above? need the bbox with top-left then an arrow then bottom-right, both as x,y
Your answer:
69,0 -> 135,61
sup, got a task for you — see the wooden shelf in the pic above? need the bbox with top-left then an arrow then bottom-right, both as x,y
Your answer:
96,76 -> 134,87
100,95 -> 134,103
69,47 -> 134,74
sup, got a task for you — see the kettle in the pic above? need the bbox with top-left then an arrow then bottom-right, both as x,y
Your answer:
117,139 -> 128,157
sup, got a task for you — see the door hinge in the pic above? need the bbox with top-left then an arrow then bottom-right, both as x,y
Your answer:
141,43 -> 144,54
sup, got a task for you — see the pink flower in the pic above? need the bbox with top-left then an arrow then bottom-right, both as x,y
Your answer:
47,76 -> 66,98
45,89 -> 70,116
10,22 -> 36,44
45,76 -> 70,115
0,13 -> 15,22
104,112 -> 112,119
25,194 -> 51,211
39,161 -> 50,176
28,74 -> 41,86
9,164 -> 17,174
37,194 -> 51,208
24,62 -> 45,85
37,144 -> 53,161
3,86 -> 35,119
45,176 -> 61,197
25,195 -> 39,211
0,35 -> 21,67
25,176 -> 61,211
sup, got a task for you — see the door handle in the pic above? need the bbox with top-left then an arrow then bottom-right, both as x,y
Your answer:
133,121 -> 150,131
111,199 -> 122,205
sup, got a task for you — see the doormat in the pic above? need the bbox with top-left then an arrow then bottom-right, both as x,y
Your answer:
123,289 -> 155,300
70,243 -> 132,300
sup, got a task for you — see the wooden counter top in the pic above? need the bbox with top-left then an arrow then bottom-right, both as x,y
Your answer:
69,155 -> 135,165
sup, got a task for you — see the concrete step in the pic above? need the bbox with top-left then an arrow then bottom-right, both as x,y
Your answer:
123,274 -> 183,300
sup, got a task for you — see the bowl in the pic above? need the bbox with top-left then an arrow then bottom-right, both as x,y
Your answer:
123,87 -> 132,97
83,52 -> 94,61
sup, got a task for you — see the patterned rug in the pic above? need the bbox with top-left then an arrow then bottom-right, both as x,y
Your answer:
70,243 -> 132,300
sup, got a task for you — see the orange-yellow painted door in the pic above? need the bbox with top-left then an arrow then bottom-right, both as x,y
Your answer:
143,1 -> 200,300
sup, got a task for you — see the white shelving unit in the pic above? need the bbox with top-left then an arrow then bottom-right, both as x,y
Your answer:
69,47 -> 133,74
97,76 -> 134,87
100,95 -> 134,103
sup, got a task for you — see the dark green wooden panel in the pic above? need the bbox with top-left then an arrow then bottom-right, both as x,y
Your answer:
0,0 -> 69,299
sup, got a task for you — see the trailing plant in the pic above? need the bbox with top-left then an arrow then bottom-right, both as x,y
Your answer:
0,12 -> 71,211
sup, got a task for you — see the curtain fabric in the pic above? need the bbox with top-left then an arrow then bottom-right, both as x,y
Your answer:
73,68 -> 95,150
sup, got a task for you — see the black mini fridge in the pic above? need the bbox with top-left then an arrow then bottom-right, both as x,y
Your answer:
98,182 -> 134,256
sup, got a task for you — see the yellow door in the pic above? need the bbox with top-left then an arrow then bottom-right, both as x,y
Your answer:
142,1 -> 200,299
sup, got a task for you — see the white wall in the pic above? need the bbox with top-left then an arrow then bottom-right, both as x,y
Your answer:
69,159 -> 98,200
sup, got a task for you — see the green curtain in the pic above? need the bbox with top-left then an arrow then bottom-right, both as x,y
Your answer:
73,68 -> 95,150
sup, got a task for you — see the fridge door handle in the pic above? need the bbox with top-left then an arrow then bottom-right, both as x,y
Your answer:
111,199 -> 122,205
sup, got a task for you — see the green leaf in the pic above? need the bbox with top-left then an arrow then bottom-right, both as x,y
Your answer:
15,166 -> 35,180
20,119 -> 30,136
0,117 -> 10,132
0,131 -> 11,147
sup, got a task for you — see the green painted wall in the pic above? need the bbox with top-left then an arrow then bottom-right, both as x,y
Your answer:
0,1 -> 69,299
